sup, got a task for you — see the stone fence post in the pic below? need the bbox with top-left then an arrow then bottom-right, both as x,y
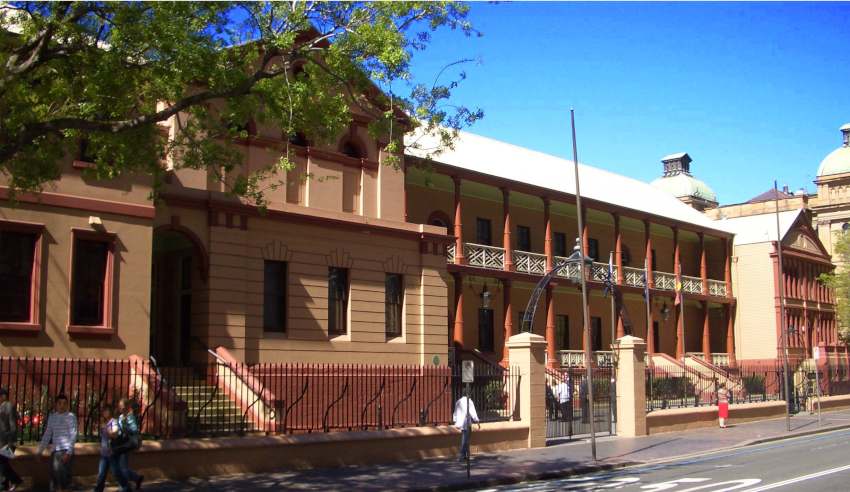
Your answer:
506,332 -> 548,448
616,335 -> 647,437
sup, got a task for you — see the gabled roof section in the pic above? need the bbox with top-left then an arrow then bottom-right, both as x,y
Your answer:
405,129 -> 731,234
719,209 -> 801,246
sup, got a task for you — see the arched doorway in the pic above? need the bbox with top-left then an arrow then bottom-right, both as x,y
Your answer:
150,228 -> 205,367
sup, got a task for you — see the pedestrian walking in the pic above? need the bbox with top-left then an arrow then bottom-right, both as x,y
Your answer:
115,398 -> 144,490
0,388 -> 22,491
717,383 -> 729,428
555,377 -> 572,422
453,391 -> 480,461
94,405 -> 129,492
545,384 -> 557,420
37,394 -> 77,492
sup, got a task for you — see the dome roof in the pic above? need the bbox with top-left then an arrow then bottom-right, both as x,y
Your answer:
651,173 -> 717,202
817,123 -> 850,177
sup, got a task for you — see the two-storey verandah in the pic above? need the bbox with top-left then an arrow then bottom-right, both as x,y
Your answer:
405,133 -> 736,368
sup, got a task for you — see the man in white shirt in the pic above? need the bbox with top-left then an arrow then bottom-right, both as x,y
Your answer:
37,394 -> 77,492
453,392 -> 480,461
556,378 -> 572,422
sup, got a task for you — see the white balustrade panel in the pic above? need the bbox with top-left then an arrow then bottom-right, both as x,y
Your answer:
513,250 -> 547,275
446,243 -> 455,264
653,272 -> 676,290
682,275 -> 704,294
623,267 -> 646,288
707,279 -> 727,297
464,243 -> 505,270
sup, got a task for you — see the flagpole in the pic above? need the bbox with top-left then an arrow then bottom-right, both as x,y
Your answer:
644,257 -> 653,358
571,108 -> 596,461
609,251 -> 617,435
774,179 -> 792,432
679,262 -> 686,361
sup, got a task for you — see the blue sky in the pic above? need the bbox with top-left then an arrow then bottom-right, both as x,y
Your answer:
407,2 -> 850,205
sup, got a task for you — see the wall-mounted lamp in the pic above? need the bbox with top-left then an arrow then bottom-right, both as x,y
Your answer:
660,303 -> 671,321
480,283 -> 492,309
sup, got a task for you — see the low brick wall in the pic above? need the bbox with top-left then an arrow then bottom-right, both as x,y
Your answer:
807,394 -> 850,412
12,422 -> 529,487
647,401 -> 787,434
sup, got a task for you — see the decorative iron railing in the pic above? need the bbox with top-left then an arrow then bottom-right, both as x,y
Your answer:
558,350 -> 614,368
0,357 -> 521,442
682,275 -> 704,294
446,243 -> 455,264
623,266 -> 646,288
654,272 -> 676,291
464,243 -> 505,270
591,262 -> 617,283
554,257 -> 581,280
513,250 -> 547,275
685,352 -> 731,367
707,279 -> 727,297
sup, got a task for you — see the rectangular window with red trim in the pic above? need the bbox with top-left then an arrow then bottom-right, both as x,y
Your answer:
69,230 -> 115,333
0,221 -> 42,331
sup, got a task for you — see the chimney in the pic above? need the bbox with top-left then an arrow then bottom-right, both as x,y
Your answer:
782,185 -> 790,194
842,123 -> 850,147
661,152 -> 692,177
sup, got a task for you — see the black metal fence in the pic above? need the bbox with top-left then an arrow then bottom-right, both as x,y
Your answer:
545,367 -> 615,439
0,356 -> 520,444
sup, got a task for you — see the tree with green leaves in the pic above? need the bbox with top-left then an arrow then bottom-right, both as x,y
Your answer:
0,1 -> 482,205
820,232 -> 850,344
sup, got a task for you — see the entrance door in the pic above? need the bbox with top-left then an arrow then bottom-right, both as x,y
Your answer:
151,230 -> 198,367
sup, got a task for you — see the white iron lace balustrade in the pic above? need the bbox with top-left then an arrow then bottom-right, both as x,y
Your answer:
446,243 -> 456,264
464,243 -> 505,270
707,279 -> 727,297
653,271 -> 676,291
623,266 -> 646,288
553,257 -> 581,281
682,275 -> 704,294
513,250 -> 547,275
559,350 -> 585,367
591,262 -> 618,283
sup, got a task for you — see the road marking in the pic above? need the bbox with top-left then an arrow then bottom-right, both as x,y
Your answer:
679,479 -> 761,492
641,478 -> 710,491
742,464 -> 850,491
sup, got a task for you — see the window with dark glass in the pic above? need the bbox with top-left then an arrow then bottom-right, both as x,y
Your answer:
328,267 -> 349,336
476,218 -> 492,245
71,238 -> 109,326
78,139 -> 97,163
517,225 -> 532,251
263,261 -> 287,333
553,232 -> 567,257
651,249 -> 657,271
556,315 -> 569,350
340,140 -> 364,159
0,230 -> 37,322
588,238 -> 599,262
591,316 -> 603,351
385,274 -> 404,338
621,245 -> 631,266
478,308 -> 494,352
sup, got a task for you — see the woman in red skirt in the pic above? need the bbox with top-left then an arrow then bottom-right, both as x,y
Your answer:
717,383 -> 729,428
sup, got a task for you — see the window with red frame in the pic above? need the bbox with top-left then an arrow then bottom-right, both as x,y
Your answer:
71,236 -> 111,326
0,229 -> 38,322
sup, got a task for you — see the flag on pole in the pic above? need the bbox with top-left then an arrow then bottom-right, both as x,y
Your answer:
674,263 -> 683,306
643,258 -> 651,305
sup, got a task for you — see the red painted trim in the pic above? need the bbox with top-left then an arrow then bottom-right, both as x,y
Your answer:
67,228 -> 116,336
0,187 -> 155,219
71,160 -> 96,170
0,220 -> 44,333
160,193 -> 451,244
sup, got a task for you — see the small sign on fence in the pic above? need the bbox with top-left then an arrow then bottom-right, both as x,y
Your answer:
813,346 -> 820,361
461,360 -> 475,383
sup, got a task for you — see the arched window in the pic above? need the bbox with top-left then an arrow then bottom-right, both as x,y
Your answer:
842,222 -> 850,234
340,139 -> 365,159
427,211 -> 452,231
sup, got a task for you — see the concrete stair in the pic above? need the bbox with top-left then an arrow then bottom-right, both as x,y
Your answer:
158,368 -> 250,435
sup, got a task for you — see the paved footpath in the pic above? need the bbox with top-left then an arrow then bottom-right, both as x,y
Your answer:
135,409 -> 850,491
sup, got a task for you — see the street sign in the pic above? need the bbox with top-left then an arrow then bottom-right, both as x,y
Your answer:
813,346 -> 820,361
461,360 -> 474,383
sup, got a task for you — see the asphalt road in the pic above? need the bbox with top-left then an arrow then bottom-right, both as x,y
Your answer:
486,428 -> 850,492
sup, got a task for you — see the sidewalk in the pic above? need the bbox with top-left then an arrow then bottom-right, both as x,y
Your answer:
140,409 -> 850,491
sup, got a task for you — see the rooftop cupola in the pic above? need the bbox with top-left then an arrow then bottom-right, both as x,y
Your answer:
661,152 -> 692,177
816,123 -> 850,178
651,152 -> 718,212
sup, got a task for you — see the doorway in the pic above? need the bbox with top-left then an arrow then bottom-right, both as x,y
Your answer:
151,229 -> 201,367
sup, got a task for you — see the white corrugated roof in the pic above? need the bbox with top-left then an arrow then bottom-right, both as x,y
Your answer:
717,209 -> 801,246
405,130 -> 731,234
